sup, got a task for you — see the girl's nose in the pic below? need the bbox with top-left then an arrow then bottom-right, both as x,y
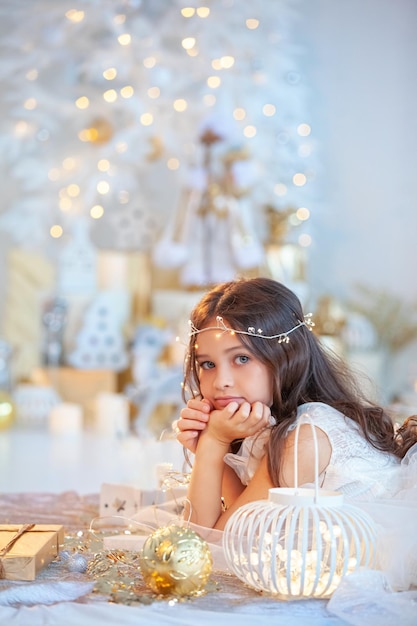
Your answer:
213,365 -> 233,389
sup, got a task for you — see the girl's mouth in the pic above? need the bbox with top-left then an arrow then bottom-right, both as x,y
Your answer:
214,396 -> 243,409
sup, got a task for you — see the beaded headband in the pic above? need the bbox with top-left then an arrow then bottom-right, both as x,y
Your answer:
188,313 -> 314,344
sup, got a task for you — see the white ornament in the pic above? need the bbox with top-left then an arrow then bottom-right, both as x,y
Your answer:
67,290 -> 130,371
57,217 -> 97,296
222,420 -> 377,599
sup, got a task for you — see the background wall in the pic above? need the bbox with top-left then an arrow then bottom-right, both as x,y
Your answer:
303,0 -> 417,301
302,0 -> 417,400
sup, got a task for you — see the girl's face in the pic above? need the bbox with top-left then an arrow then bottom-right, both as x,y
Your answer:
194,321 -> 273,410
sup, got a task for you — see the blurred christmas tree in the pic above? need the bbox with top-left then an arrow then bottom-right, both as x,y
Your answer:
0,0 -> 317,267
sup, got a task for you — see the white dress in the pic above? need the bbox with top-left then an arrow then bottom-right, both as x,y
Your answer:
224,401 -> 399,498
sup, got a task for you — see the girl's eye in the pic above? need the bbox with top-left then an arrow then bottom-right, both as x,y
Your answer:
199,360 -> 215,370
236,355 -> 249,365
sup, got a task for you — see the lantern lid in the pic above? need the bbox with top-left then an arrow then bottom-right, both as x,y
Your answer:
268,487 -> 344,507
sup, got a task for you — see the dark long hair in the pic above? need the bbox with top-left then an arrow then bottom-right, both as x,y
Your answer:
183,277 -> 416,484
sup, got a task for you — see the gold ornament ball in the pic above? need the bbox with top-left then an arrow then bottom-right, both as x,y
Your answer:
140,524 -> 213,597
0,391 -> 15,430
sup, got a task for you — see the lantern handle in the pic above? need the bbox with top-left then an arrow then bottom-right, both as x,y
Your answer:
293,416 -> 320,500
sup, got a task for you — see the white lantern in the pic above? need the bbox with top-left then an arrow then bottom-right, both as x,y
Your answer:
222,420 -> 377,600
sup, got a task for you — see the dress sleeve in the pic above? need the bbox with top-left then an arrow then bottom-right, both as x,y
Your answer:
223,424 -> 272,485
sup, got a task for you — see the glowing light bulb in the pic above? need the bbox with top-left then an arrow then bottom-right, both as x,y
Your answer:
297,123 -> 311,137
233,108 -> 246,121
143,56 -> 156,69
120,85 -> 134,98
207,76 -> 221,88
182,37 -> 196,50
90,205 -> 104,219
103,68 -> 117,80
181,8 -> 195,17
296,207 -> 310,221
246,18 -> 259,29
293,173 -> 307,186
140,113 -> 153,126
75,96 -> 89,109
103,89 -> 117,103
59,198 -> 72,212
147,87 -> 160,99
97,159 -> 110,172
243,125 -> 256,138
65,9 -> 84,22
50,225 -> 63,238
197,7 -> 210,17
67,184 -> 80,198
97,181 -> 110,194
220,56 -> 234,69
24,98 -> 37,110
167,158 -> 180,171
118,33 -> 131,46
263,104 -> 276,116
173,99 -> 187,112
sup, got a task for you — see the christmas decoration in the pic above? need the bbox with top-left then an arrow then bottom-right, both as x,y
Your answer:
222,421 -> 377,599
0,524 -> 64,581
41,297 -> 67,366
126,323 -> 183,435
48,402 -> 83,436
223,487 -> 377,599
139,524 -> 213,597
2,249 -> 56,379
67,290 -> 129,371
346,284 -> 417,402
56,218 -> 97,297
60,549 -> 88,573
347,284 -> 417,354
13,383 -> 61,429
0,391 -> 15,430
153,127 -> 265,287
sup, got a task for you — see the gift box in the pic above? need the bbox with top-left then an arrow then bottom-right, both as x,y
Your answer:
99,482 -> 188,524
0,523 -> 64,581
33,367 -> 118,426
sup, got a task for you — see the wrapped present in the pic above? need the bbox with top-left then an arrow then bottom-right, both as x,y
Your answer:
99,481 -> 188,524
99,483 -> 167,523
33,367 -> 118,426
0,523 -> 64,581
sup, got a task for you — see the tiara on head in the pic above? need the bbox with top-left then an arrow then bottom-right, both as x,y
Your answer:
188,313 -> 314,344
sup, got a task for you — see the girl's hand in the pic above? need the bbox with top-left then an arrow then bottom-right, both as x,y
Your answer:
173,398 -> 212,453
204,400 -> 271,446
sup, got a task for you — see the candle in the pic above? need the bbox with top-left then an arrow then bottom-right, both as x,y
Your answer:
49,402 -> 83,435
94,392 -> 130,437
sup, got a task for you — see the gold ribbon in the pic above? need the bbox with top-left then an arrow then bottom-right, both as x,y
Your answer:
0,523 -> 35,579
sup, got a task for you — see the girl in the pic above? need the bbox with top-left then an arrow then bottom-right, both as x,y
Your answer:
175,277 -> 417,532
